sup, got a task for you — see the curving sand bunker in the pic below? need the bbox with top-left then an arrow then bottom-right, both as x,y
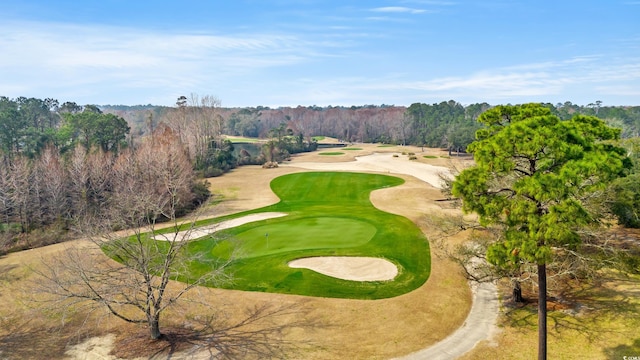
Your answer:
288,256 -> 398,281
153,212 -> 288,242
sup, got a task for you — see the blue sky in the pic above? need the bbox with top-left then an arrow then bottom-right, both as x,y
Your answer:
1,1 -> 639,107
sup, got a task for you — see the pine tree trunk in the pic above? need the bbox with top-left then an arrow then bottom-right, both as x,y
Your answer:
538,264 -> 547,360
513,280 -> 523,303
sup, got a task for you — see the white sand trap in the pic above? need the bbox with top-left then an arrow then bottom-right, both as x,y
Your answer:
288,256 -> 398,281
154,212 -> 288,242
282,152 -> 452,189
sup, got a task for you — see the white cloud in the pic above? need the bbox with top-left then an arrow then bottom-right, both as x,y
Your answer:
0,21 -> 306,71
1,15 -> 638,107
400,0 -> 456,5
0,20 -> 325,104
279,52 -> 640,106
370,6 -> 428,14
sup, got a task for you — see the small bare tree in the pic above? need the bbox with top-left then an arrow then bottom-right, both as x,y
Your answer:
37,128 -> 231,340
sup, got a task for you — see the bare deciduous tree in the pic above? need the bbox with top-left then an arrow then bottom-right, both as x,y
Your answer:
35,145 -> 69,226
7,156 -> 31,234
37,128 -> 230,340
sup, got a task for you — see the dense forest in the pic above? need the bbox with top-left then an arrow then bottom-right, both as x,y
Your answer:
104,100 -> 640,151
0,95 -> 322,253
2,95 -> 640,253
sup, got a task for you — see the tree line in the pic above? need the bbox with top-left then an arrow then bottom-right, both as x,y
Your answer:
3,95 -> 640,254
0,126 -> 209,254
105,100 -> 640,151
0,96 -> 211,253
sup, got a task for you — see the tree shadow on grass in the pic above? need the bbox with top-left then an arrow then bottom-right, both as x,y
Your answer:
0,310 -> 104,360
604,338 -> 640,360
502,278 -> 640,345
0,264 -> 20,281
0,316 -> 64,359
112,300 -> 331,360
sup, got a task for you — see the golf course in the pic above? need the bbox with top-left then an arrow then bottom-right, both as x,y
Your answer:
4,143 -> 637,359
158,171 -> 430,299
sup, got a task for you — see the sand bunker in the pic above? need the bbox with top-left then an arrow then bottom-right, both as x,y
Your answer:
282,152 -> 452,189
155,212 -> 398,282
288,256 -> 398,281
153,212 -> 288,242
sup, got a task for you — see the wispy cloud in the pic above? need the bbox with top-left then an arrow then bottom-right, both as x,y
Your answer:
1,1 -> 638,108
0,21 -> 307,69
400,0 -> 456,5
275,53 -> 640,107
0,20 -> 332,104
370,6 -> 428,14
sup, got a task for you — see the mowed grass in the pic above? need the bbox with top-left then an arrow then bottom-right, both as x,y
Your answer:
224,136 -> 262,143
221,217 -> 376,259
168,171 -> 431,299
318,151 -> 344,155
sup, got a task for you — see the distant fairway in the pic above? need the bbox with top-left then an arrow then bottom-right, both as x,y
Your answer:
155,172 -> 431,299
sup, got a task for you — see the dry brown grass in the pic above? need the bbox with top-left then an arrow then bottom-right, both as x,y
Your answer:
0,144 -> 476,359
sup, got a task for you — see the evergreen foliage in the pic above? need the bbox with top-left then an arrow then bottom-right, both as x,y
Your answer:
452,103 -> 631,360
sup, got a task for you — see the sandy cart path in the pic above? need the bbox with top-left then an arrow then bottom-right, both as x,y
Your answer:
281,152 -> 452,189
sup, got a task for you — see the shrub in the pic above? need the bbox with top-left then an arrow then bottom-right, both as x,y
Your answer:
200,167 -> 224,178
191,180 -> 212,207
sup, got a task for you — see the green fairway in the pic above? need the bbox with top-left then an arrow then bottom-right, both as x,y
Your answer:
136,172 -> 431,299
318,151 -> 344,155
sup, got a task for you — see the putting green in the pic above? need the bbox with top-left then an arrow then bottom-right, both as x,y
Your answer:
131,172 -> 430,299
230,217 -> 376,258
